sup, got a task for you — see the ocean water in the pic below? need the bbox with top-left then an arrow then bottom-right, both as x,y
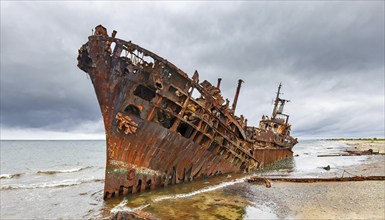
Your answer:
0,140 -> 105,219
1,140 -> 382,219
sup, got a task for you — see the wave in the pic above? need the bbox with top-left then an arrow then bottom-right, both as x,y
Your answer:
152,177 -> 248,202
1,177 -> 104,190
0,166 -> 92,179
0,173 -> 23,179
111,176 -> 250,213
36,166 -> 93,175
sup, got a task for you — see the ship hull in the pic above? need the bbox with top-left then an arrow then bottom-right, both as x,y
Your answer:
103,119 -> 240,199
253,148 -> 293,168
103,120 -> 293,199
77,25 -> 296,200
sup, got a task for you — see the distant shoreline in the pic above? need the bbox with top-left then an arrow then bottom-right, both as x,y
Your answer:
0,139 -> 106,141
1,138 -> 384,141
325,138 -> 385,141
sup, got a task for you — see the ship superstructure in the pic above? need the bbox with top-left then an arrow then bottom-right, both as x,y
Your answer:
77,25 -> 297,199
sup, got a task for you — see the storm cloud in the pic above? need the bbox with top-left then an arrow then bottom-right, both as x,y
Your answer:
1,1 -> 384,139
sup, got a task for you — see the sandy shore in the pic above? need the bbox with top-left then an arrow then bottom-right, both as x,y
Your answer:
250,139 -> 385,219
248,181 -> 385,219
340,140 -> 385,154
145,179 -> 385,219
109,139 -> 385,219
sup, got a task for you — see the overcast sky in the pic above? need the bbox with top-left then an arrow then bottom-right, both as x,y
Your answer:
1,1 -> 384,140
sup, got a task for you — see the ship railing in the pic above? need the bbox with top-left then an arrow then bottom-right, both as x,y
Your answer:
91,35 -> 259,163
153,103 -> 258,164
156,84 -> 254,161
94,35 -> 248,140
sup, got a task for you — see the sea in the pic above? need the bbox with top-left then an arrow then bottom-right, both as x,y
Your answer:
0,140 -> 383,219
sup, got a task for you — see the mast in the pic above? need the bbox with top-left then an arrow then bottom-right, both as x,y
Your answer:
217,78 -> 222,89
272,83 -> 282,119
231,79 -> 244,113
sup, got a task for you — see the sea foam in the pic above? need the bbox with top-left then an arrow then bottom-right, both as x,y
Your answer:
0,173 -> 23,179
1,177 -> 104,190
36,166 -> 92,175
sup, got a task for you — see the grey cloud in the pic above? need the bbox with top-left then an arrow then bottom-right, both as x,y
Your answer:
1,1 -> 384,139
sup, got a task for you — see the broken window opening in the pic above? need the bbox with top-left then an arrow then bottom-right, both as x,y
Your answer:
191,89 -> 202,100
146,179 -> 152,190
214,134 -> 224,145
137,179 -> 142,192
142,55 -> 155,67
130,49 -> 145,66
119,185 -> 124,196
226,130 -> 231,138
124,104 -> 141,118
217,125 -> 226,136
208,141 -> 219,152
177,122 -> 195,138
155,109 -> 176,129
168,86 -> 187,104
134,85 -> 156,101
155,81 -> 163,89
223,139 -> 229,147
193,132 -> 203,143
109,42 -> 116,54
235,127 -> 242,139
127,186 -> 133,194
192,118 -> 200,127
161,99 -> 182,114
123,60 -> 133,75
206,126 -> 214,137
162,67 -> 172,78
240,162 -> 246,170
168,85 -> 177,93
202,136 -> 211,147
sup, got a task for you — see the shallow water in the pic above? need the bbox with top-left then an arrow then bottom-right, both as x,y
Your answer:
1,140 -> 383,219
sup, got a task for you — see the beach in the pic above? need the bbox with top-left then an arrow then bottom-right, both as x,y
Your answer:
1,139 -> 384,219
341,139 -> 385,154
109,139 -> 385,219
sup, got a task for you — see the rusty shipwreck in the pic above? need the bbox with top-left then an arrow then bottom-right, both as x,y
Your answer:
77,25 -> 297,200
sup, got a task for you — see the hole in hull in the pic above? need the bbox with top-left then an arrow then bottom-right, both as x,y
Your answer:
103,192 -> 109,200
134,85 -> 156,101
119,185 -> 124,196
146,179 -> 152,190
177,122 -> 194,138
124,104 -> 141,117
137,179 -> 142,192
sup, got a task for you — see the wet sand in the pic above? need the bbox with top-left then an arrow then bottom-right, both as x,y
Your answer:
245,181 -> 385,219
129,179 -> 385,219
244,139 -> 385,219
326,140 -> 385,177
107,140 -> 385,219
340,140 -> 385,154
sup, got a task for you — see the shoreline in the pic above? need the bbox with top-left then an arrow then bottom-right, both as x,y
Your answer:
340,139 -> 385,154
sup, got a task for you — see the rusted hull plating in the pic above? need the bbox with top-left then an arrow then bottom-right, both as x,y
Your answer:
77,25 -> 296,200
104,122 -> 241,199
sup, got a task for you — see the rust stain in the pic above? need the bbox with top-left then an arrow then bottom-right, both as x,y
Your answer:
77,25 -> 298,200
